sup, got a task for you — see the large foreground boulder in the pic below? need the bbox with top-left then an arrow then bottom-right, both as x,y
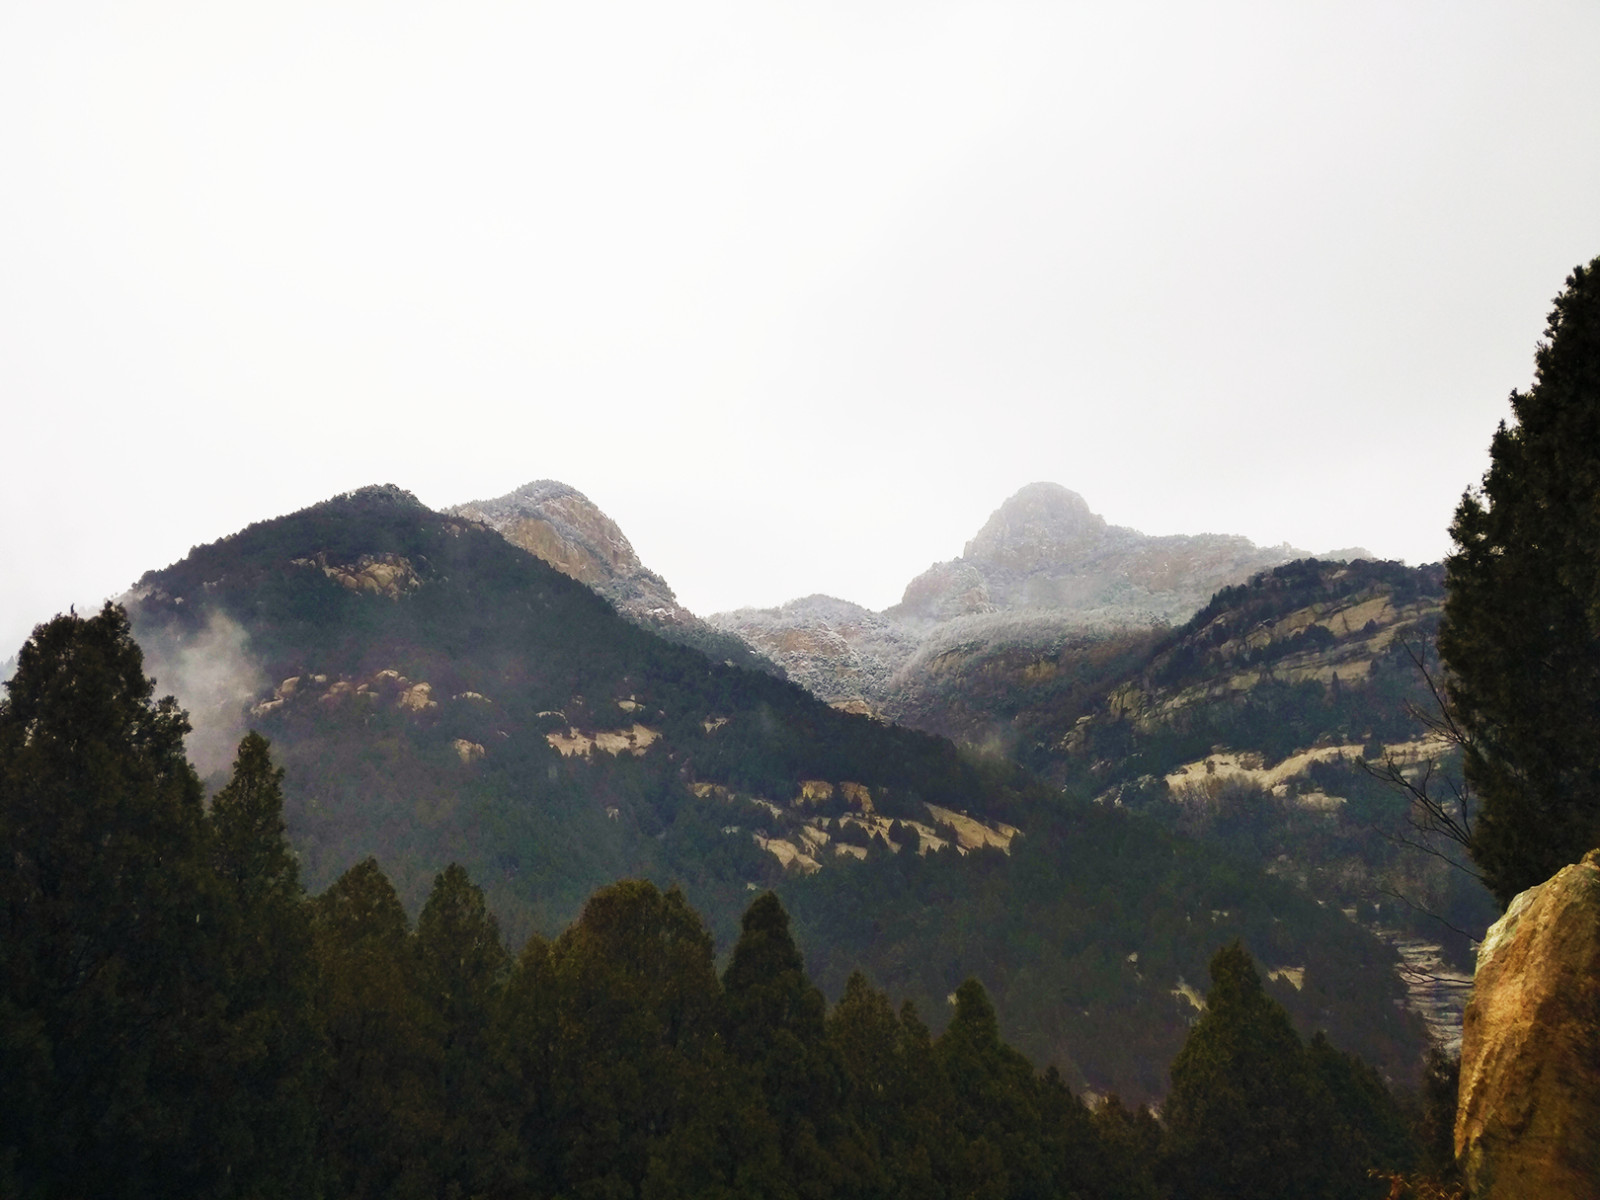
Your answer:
1456,848 -> 1600,1197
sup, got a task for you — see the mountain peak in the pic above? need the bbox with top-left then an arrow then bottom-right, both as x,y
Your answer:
963,483 -> 1108,564
449,480 -> 781,675
890,483 -> 1302,625
450,480 -> 644,587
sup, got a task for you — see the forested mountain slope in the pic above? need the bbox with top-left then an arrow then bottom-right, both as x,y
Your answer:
983,558 -> 1494,996
113,485 -> 1426,1101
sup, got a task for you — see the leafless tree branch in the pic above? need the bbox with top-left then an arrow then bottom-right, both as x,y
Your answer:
1366,883 -> 1482,944
1359,639 -> 1483,887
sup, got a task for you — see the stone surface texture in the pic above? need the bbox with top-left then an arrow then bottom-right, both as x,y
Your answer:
1456,848 -> 1600,1199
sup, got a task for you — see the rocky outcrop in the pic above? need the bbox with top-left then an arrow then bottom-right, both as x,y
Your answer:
450,480 -> 677,610
713,483 -> 1333,722
707,595 -> 919,711
698,777 -> 1015,875
892,483 -> 1305,627
891,560 -> 995,627
450,481 -> 779,674
292,552 -> 422,598
1456,849 -> 1600,1198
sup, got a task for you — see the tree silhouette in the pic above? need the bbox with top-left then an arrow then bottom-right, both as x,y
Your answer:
1163,943 -> 1366,1200
1441,254 -> 1600,903
0,605 -> 218,1198
312,858 -> 439,1200
203,732 -> 321,1198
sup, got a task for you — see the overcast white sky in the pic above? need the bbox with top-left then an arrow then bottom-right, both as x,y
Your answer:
3,1 -> 1599,661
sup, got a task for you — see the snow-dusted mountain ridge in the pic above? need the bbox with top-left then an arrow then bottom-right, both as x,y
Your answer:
712,482 -> 1363,714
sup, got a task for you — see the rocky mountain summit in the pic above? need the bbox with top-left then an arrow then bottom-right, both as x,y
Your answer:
712,483 -> 1337,716
450,480 -> 777,674
450,481 -> 673,611
893,482 -> 1311,627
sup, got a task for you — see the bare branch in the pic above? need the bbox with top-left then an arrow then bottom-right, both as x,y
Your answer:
1355,637 -> 1488,906
1366,883 -> 1482,943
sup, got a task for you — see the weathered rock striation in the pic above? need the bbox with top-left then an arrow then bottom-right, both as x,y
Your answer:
1456,849 -> 1600,1199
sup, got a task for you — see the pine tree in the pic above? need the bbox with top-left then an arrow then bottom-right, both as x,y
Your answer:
494,933 -> 559,1196
826,972 -> 902,1198
543,880 -> 777,1199
412,862 -> 513,1196
0,605 -> 219,1198
1092,1095 -> 1164,1200
935,979 -> 1039,1200
1161,943 -> 1341,1200
1306,1031 -> 1413,1189
723,892 -> 839,1200
202,732 -> 321,1198
312,858 -> 440,1200
1440,254 -> 1600,904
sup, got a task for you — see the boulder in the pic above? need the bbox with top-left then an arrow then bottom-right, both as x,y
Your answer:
1456,848 -> 1600,1197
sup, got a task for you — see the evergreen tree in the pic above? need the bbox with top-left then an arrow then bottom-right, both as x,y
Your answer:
202,732 -> 321,1198
312,858 -> 441,1200
935,979 -> 1030,1200
1092,1095 -> 1164,1200
543,880 -> 781,1200
1162,943 -> 1349,1200
1306,1030 -> 1413,1188
412,862 -> 514,1197
1440,254 -> 1600,904
0,605 -> 219,1198
892,1001 -> 951,1200
723,892 -> 839,1200
494,933 -> 559,1197
826,973 -> 903,1199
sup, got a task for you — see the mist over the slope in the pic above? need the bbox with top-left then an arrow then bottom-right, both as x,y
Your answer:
134,611 -> 266,779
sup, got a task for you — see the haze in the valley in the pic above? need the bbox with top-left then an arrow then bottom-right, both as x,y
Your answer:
4,2 -> 1600,660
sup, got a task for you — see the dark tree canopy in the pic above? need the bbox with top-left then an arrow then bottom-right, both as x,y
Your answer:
1161,943 -> 1407,1200
203,732 -> 322,1200
0,605 -> 217,1198
1440,254 -> 1600,905
0,605 -> 1435,1198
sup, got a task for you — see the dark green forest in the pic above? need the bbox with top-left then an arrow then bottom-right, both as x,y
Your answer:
0,606 -> 1452,1198
1013,558 -> 1497,965
106,486 -> 1426,1101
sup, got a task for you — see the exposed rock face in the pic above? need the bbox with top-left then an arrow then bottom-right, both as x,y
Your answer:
292,552 -> 422,598
707,595 -> 919,712
451,480 -> 676,612
713,483 -> 1321,721
450,481 -> 779,674
963,482 -> 1107,570
892,560 -> 995,627
1456,849 -> 1600,1198
892,483 -> 1303,627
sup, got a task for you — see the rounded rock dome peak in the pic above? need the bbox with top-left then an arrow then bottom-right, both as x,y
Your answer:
964,483 -> 1107,562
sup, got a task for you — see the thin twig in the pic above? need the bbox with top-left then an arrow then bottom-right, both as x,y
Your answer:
1366,884 -> 1482,943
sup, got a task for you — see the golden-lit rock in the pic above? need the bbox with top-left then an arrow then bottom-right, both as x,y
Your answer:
1456,849 -> 1600,1198
397,682 -> 436,712
796,780 -> 834,806
840,781 -> 874,813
